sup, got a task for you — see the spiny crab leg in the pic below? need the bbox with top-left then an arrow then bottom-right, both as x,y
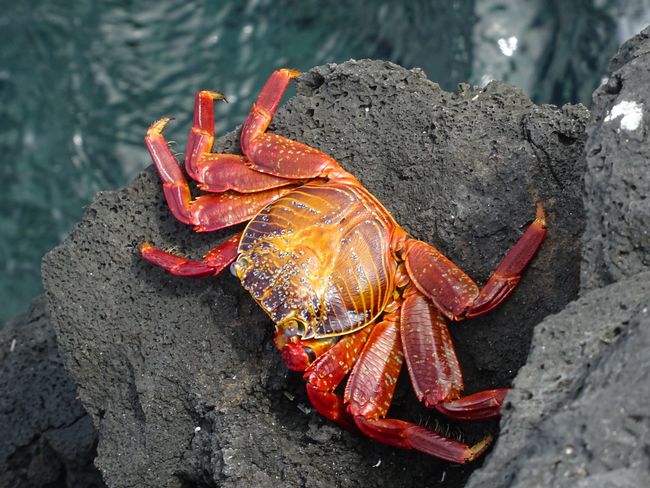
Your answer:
145,117 -> 296,231
184,90 -> 295,193
404,203 -> 547,321
139,233 -> 242,278
240,68 -> 302,151
400,292 -> 507,420
343,312 -> 492,463
240,69 -> 352,181
354,417 -> 492,463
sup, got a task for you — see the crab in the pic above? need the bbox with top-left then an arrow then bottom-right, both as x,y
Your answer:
139,69 -> 547,463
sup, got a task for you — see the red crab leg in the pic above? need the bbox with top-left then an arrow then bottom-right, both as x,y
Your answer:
240,69 -> 350,181
184,90 -> 295,193
434,389 -> 508,421
400,291 -> 463,402
345,316 -> 492,462
404,203 -> 547,321
187,186 -> 297,232
145,117 -> 295,231
354,417 -> 493,463
344,318 -> 404,420
400,292 -> 507,420
139,233 -> 241,277
195,153 -> 297,193
302,327 -> 372,431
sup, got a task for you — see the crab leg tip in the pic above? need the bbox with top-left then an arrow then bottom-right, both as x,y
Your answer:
148,117 -> 172,134
534,202 -> 547,227
468,435 -> 494,460
204,90 -> 226,101
139,242 -> 153,253
283,68 -> 302,78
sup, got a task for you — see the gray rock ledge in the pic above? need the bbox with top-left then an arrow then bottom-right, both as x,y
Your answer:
0,297 -> 105,488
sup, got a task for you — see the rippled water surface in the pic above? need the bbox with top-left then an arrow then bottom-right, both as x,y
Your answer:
2,0 -> 650,324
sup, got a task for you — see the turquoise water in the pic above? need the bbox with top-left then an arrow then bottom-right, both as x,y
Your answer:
1,0 -> 649,324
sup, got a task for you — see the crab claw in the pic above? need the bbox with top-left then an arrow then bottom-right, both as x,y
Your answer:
276,335 -> 340,372
281,342 -> 314,372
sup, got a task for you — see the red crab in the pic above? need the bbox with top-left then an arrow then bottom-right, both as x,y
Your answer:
140,69 -> 547,463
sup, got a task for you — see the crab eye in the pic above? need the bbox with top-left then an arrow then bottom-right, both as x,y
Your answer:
231,256 -> 251,277
284,319 -> 306,338
277,318 -> 312,343
274,319 -> 309,350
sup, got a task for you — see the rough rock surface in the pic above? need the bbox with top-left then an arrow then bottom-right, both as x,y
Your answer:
0,296 -> 105,488
42,60 -> 589,487
582,25 -> 650,291
467,26 -> 650,488
466,272 -> 650,487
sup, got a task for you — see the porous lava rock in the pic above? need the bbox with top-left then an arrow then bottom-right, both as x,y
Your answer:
466,272 -> 650,487
581,26 -> 650,291
42,59 -> 589,487
467,26 -> 650,488
0,297 -> 105,488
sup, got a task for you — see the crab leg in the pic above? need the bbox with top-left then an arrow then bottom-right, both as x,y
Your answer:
404,203 -> 547,321
184,90 -> 295,193
400,292 -> 507,420
302,327 -> 372,431
354,416 -> 492,463
139,233 -> 242,277
145,117 -> 296,231
434,389 -> 508,421
240,69 -> 350,181
344,318 -> 404,419
194,153 -> 296,193
345,315 -> 492,463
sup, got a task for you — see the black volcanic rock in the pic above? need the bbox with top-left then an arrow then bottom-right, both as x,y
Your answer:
0,297 -> 105,488
581,26 -> 650,291
466,272 -> 650,487
42,59 -> 589,487
467,26 -> 650,488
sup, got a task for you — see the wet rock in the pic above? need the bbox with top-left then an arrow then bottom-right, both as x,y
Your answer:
42,59 -> 589,487
467,26 -> 650,488
0,297 -> 105,488
581,25 -> 650,291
